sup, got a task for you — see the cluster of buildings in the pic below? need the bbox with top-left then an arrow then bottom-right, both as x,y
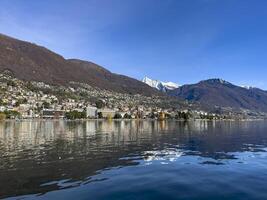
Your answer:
0,71 -> 230,120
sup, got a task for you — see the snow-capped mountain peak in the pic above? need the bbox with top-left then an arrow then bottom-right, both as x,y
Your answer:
142,76 -> 179,92
161,81 -> 179,90
142,77 -> 162,89
241,85 -> 254,90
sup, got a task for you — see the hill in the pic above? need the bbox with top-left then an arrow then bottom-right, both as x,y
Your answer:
0,33 -> 159,96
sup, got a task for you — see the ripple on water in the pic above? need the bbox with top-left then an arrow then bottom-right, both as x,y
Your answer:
1,120 -> 267,200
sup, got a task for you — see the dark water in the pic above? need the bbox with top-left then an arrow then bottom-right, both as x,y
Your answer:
0,120 -> 267,200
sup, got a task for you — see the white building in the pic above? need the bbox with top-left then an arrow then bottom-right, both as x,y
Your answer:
86,106 -> 98,118
0,106 -> 6,112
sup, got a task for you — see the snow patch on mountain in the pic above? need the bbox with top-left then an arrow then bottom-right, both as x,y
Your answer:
142,77 -> 179,92
241,85 -> 254,90
162,81 -> 179,90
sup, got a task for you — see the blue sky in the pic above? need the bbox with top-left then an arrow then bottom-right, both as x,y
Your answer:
1,0 -> 267,88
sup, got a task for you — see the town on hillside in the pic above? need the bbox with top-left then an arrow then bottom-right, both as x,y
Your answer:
0,71 -> 260,121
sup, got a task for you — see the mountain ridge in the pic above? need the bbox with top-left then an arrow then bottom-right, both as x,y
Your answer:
2,33 -> 267,113
0,33 -> 159,96
168,78 -> 267,112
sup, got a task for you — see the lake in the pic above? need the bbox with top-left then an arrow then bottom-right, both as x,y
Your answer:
0,120 -> 267,200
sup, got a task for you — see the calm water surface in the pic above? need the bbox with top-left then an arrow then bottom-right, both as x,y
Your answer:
0,120 -> 267,200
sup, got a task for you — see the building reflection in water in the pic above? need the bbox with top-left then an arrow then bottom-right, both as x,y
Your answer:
1,120 -> 267,198
0,120 -> 265,152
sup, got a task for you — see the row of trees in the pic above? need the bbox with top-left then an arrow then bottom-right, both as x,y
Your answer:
65,110 -> 86,120
175,112 -> 192,121
97,113 -> 131,119
103,112 -> 192,120
0,110 -> 21,120
112,113 -> 131,119
65,111 -> 131,120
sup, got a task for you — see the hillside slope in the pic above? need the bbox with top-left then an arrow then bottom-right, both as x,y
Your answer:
0,33 -> 159,96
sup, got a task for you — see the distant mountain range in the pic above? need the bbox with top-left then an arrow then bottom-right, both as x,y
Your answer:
1,33 -> 267,113
0,33 -> 159,96
142,77 -> 179,92
168,79 -> 267,112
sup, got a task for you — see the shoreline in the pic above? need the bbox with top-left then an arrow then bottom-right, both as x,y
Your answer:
0,118 -> 265,122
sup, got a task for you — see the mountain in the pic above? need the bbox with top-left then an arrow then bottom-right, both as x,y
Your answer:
241,85 -> 254,90
142,77 -> 179,92
168,78 -> 267,112
2,33 -> 267,113
0,33 -> 159,96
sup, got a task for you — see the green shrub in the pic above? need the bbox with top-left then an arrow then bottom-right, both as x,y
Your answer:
0,113 -> 6,121
65,110 -> 86,120
114,113 -> 122,119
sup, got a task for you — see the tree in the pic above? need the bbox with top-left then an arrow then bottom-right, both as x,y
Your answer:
15,98 -> 27,107
183,112 -> 190,121
26,82 -> 38,92
0,113 -> 6,121
4,110 -> 21,119
150,112 -> 157,119
42,102 -> 50,109
0,98 -> 8,106
96,100 -> 105,109
165,113 -> 171,119
65,110 -> 86,120
7,80 -> 16,87
98,112 -> 103,119
175,112 -> 191,121
124,113 -> 132,119
114,113 -> 122,119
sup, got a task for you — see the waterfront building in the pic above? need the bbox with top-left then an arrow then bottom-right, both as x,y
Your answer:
98,108 -> 116,118
86,106 -> 98,118
41,109 -> 65,119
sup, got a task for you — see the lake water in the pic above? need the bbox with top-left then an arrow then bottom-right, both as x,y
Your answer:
0,120 -> 267,200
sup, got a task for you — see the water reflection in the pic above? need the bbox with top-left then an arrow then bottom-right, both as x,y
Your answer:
0,120 -> 267,199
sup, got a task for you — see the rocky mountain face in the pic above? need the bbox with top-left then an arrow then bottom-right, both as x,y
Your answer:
0,33 -> 159,96
142,76 -> 179,92
168,79 -> 267,112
